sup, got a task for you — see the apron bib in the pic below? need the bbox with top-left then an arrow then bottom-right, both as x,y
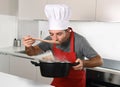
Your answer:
51,29 -> 86,87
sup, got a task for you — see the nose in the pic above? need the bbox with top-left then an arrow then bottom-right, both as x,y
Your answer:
52,35 -> 58,41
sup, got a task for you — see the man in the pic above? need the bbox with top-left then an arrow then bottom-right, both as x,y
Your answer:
23,4 -> 103,87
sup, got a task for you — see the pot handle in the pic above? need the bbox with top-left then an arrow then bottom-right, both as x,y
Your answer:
71,62 -> 80,66
31,61 -> 40,66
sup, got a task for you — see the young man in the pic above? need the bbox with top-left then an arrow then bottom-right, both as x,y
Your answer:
23,4 -> 103,87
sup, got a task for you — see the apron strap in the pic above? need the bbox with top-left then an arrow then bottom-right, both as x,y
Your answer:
69,28 -> 75,52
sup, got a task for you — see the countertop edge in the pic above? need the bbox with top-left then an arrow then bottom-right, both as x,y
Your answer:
0,46 -> 120,75
87,67 -> 120,75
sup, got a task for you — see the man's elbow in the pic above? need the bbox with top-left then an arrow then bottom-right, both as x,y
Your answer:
96,55 -> 103,66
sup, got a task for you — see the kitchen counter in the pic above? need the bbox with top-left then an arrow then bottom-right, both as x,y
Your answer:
0,46 -> 43,60
88,67 -> 120,75
88,58 -> 120,75
0,72 -> 54,87
0,46 -> 120,75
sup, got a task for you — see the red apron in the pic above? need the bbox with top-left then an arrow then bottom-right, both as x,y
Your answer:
51,29 -> 86,87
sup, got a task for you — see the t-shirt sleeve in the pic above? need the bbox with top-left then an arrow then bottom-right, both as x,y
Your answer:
80,37 -> 98,59
37,37 -> 52,51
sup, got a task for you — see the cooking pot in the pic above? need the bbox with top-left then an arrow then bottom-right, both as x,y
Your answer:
31,61 -> 79,77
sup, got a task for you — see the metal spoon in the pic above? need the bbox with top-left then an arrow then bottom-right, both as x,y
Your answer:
32,38 -> 60,44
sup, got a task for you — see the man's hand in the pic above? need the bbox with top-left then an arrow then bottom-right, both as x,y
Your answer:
72,58 -> 84,70
23,35 -> 35,47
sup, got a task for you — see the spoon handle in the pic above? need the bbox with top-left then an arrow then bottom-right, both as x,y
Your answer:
32,38 -> 60,44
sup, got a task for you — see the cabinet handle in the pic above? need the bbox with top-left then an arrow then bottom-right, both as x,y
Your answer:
40,31 -> 42,38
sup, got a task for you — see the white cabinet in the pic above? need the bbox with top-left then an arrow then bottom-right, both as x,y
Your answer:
36,67 -> 53,84
0,54 -> 10,74
38,21 -> 49,39
10,56 -> 37,80
18,0 -> 47,20
96,0 -> 120,22
0,0 -> 18,16
18,0 -> 96,21
46,0 -> 96,21
0,54 -> 52,83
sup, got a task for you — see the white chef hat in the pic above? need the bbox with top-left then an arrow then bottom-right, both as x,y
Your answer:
44,4 -> 71,30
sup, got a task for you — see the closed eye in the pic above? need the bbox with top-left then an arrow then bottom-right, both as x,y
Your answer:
56,32 -> 63,36
49,32 -> 54,36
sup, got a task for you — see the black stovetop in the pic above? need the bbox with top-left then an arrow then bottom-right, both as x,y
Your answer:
101,58 -> 120,71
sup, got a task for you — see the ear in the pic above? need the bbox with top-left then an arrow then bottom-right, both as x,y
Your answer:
66,28 -> 72,32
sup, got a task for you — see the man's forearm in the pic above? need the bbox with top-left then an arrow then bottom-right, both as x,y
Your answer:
83,55 -> 103,68
25,46 -> 43,56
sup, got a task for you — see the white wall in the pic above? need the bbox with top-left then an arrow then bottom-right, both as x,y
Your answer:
0,15 -> 17,48
38,21 -> 120,61
69,22 -> 120,61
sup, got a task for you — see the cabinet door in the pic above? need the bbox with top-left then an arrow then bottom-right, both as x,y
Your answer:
10,56 -> 37,80
0,0 -> 17,16
38,21 -> 49,39
18,0 -> 47,20
18,0 -> 96,21
96,0 -> 120,22
0,54 -> 9,74
46,0 -> 96,21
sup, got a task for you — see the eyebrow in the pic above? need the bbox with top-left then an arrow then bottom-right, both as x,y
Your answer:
49,31 -> 66,35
